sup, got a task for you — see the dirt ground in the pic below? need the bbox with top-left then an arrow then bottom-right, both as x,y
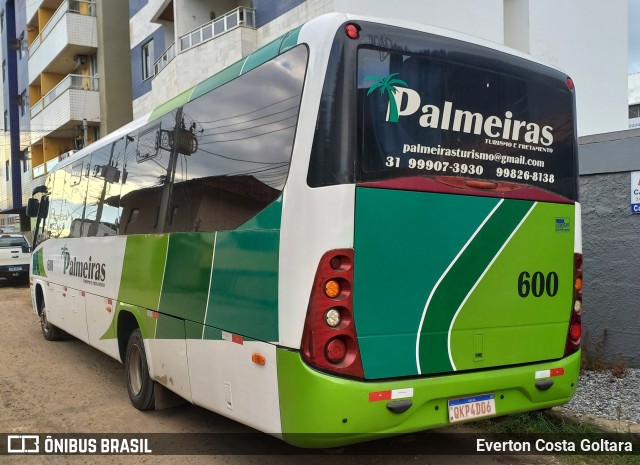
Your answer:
0,282 -> 564,465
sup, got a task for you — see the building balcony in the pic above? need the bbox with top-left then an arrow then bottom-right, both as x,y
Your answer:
30,74 -> 100,139
28,0 -> 97,85
153,7 -> 256,79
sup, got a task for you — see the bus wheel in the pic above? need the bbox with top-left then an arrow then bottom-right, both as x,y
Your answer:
40,304 -> 62,341
125,329 -> 155,411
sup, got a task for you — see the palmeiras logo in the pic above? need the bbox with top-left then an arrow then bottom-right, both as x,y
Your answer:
366,73 -> 408,123
365,73 -> 555,147
61,244 -> 106,282
61,245 -> 71,273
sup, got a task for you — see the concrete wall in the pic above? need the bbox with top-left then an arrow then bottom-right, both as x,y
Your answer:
578,128 -> 640,367
97,0 -> 134,137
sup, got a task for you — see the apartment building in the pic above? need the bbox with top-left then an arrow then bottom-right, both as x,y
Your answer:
0,0 -> 132,230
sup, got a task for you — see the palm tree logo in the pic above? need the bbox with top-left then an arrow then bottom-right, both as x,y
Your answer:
366,73 -> 409,123
61,245 -> 70,274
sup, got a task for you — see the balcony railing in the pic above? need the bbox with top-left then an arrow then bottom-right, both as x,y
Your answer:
29,0 -> 96,56
153,42 -> 175,76
31,74 -> 99,118
45,156 -> 61,173
33,164 -> 45,178
179,7 -> 255,52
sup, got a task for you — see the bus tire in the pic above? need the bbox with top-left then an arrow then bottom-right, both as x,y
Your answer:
125,329 -> 155,411
40,303 -> 63,341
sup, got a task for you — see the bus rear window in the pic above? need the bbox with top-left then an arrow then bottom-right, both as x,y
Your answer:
356,47 -> 577,201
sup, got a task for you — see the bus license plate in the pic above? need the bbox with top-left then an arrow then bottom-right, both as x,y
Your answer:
8,266 -> 22,271
448,393 -> 496,423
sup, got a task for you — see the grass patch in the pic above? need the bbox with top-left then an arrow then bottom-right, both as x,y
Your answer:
478,411 -> 640,465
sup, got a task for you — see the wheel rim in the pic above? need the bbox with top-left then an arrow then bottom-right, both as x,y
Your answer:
40,306 -> 50,335
128,344 -> 143,395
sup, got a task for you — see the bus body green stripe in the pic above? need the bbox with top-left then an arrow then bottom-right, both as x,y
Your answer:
449,202 -> 575,370
158,232 -> 216,323
206,229 -> 279,342
148,87 -> 194,122
353,188 -> 500,378
118,234 -> 169,311
417,200 -> 534,374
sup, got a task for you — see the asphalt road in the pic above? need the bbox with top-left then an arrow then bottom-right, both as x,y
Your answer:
0,281 -> 563,465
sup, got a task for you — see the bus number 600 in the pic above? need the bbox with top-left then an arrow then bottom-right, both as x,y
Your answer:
518,271 -> 558,297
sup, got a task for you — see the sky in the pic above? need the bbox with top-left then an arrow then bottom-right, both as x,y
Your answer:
631,0 -> 640,74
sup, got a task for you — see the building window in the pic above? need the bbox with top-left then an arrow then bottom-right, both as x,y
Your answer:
3,111 -> 6,131
141,40 -> 154,80
630,104 -> 640,119
2,60 -> 5,82
18,32 -> 24,59
22,150 -> 29,173
1,11 -> 4,33
5,160 -> 9,181
19,91 -> 26,116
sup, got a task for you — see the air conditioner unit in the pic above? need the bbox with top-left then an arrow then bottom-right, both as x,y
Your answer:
74,55 -> 87,66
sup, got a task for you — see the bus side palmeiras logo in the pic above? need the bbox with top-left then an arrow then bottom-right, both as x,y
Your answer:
61,245 -> 71,273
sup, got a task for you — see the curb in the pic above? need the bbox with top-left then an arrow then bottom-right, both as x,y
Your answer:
548,407 -> 640,439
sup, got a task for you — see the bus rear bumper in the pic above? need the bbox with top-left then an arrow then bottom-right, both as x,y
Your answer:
276,348 -> 580,448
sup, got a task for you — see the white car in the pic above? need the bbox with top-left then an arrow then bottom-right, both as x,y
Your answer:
0,234 -> 31,284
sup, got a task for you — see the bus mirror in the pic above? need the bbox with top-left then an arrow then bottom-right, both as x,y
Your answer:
32,185 -> 47,196
26,198 -> 40,217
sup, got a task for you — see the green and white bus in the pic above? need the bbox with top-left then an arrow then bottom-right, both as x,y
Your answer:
28,13 -> 582,447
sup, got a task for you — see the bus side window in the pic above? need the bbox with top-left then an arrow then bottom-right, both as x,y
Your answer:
168,45 -> 308,233
118,114 -> 174,235
85,140 -> 124,237
40,174 -> 56,242
45,167 -> 80,238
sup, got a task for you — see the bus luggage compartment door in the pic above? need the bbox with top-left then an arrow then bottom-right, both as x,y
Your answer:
353,187 -> 574,379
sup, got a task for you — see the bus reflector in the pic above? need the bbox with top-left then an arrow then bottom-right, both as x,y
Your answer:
251,353 -> 266,365
535,368 -> 565,379
301,249 -> 364,378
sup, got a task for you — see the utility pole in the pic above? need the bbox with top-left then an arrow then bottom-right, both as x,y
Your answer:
157,107 -> 183,233
83,118 -> 89,148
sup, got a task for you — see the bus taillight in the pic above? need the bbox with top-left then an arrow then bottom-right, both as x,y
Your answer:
564,253 -> 583,356
301,249 -> 364,378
